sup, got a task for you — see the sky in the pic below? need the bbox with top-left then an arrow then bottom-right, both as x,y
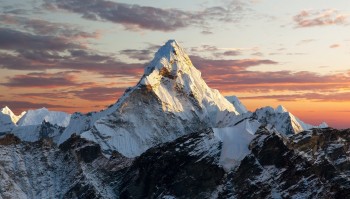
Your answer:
0,0 -> 350,129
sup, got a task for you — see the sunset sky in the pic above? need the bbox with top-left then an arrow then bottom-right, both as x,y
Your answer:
1,0 -> 350,128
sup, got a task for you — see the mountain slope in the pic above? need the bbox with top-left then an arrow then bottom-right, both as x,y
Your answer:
253,105 -> 328,135
18,108 -> 71,127
0,134 -> 131,199
225,96 -> 248,114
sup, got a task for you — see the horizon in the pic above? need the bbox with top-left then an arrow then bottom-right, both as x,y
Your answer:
1,0 -> 350,129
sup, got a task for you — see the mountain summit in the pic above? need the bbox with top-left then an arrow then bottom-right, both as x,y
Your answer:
74,40 -> 240,157
0,106 -> 26,133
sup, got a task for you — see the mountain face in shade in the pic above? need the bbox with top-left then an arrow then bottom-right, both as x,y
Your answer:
0,127 -> 348,198
225,96 -> 248,114
0,40 -> 345,199
17,108 -> 71,127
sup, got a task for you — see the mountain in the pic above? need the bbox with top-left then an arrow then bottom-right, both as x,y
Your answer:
62,40 -> 240,157
1,106 -> 26,124
252,105 -> 328,135
1,127 -> 348,198
0,107 -> 70,143
119,127 -> 350,198
17,108 -> 71,127
0,106 -> 25,134
11,121 -> 65,143
0,40 -> 346,199
225,96 -> 248,114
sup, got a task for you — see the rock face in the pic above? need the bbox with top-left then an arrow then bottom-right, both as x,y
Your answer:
11,121 -> 65,143
219,128 -> 350,198
120,127 -> 350,199
0,125 -> 349,198
119,128 -> 224,198
0,134 -> 132,199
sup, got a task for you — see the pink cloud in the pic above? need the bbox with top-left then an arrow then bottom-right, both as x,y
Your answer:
294,9 -> 349,28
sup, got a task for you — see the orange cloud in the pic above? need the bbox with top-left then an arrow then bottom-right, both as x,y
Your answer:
329,44 -> 340,48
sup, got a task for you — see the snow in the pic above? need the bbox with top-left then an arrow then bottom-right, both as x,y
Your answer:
11,122 -> 64,143
17,108 -> 70,127
64,40 -> 330,160
58,87 -> 136,144
214,119 -> 261,170
11,125 -> 41,142
0,106 -> 26,133
1,106 -> 26,124
254,105 -> 327,135
226,96 -> 248,114
139,40 -> 240,126
65,40 -> 243,157
318,122 -> 328,128
275,105 -> 288,113
81,123 -> 144,158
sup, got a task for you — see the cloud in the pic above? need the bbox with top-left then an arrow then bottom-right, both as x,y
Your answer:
69,87 -> 127,101
17,85 -> 128,102
0,14 -> 100,39
297,39 -> 316,45
0,27 -> 80,51
2,71 -> 83,88
186,54 -> 350,94
189,44 -> 259,58
240,92 -> 350,102
201,30 -> 213,35
190,55 -> 278,69
48,0 -> 246,32
0,27 -> 144,76
294,9 -> 349,28
329,44 -> 340,48
0,101 -> 75,115
120,44 -> 160,61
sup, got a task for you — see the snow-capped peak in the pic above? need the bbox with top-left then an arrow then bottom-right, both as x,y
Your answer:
140,40 -> 194,87
275,105 -> 288,113
253,106 -> 327,135
225,96 -> 248,114
143,40 -> 191,77
0,106 -> 25,124
138,39 -> 239,122
1,106 -> 11,114
319,122 -> 328,128
17,107 -> 71,127
77,40 -> 241,157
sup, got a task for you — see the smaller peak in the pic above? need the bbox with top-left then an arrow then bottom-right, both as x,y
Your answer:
319,122 -> 328,128
1,106 -> 13,114
226,96 -> 239,101
1,106 -> 10,111
276,105 -> 288,113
